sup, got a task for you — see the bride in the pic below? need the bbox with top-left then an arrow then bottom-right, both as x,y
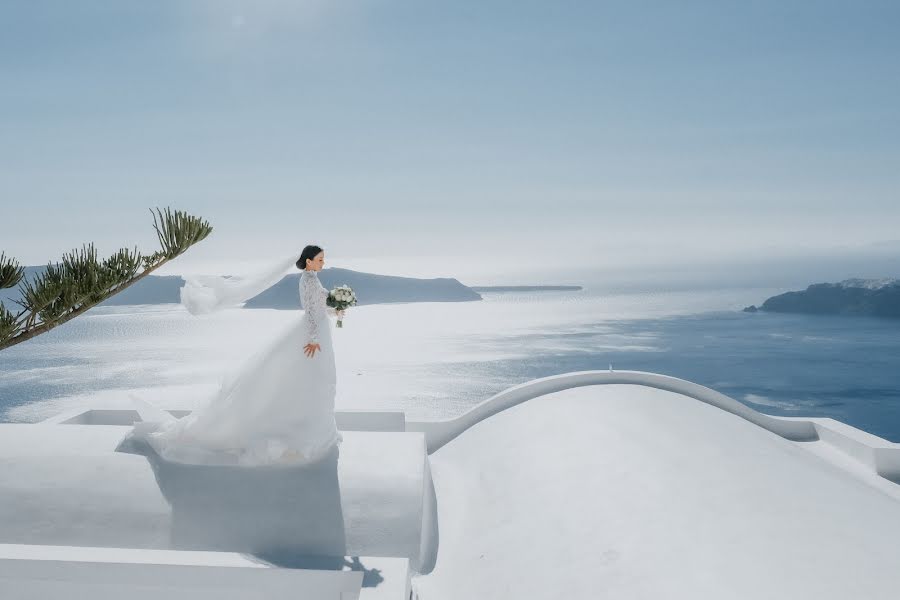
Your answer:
127,245 -> 346,467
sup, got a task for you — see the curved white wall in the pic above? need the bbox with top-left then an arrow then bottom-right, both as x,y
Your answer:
407,370 -> 819,452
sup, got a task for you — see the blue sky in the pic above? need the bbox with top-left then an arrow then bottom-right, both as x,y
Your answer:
2,1 -> 898,282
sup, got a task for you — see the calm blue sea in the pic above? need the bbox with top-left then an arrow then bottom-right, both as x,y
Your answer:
2,284 -> 900,441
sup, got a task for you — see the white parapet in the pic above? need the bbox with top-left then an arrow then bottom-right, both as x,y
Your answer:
405,369 -> 900,490
407,370 -> 820,451
0,543 -> 365,599
43,408 -> 406,431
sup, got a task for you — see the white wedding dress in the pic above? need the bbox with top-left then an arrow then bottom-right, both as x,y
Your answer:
127,265 -> 343,467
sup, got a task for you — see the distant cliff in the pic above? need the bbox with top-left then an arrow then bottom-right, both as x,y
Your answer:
0,266 -> 482,309
743,278 -> 900,318
243,268 -> 481,309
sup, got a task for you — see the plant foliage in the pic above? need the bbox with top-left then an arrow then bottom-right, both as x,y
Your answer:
1,207 -> 212,350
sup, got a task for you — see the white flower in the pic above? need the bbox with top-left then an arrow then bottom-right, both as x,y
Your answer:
332,286 -> 355,304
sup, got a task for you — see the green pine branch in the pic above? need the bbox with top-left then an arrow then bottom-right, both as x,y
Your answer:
0,252 -> 25,289
1,207 -> 212,351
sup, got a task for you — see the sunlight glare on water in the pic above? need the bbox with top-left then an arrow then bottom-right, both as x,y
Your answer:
3,285 -> 900,441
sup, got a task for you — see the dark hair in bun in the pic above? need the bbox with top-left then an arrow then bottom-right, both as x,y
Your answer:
296,245 -> 324,270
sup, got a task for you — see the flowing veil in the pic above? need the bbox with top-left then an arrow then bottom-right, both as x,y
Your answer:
178,252 -> 301,316
128,249 -> 341,466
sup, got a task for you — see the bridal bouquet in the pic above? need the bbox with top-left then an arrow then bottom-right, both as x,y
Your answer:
326,285 -> 357,328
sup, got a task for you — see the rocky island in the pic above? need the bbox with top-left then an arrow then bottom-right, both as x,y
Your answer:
744,278 -> 900,318
243,268 -> 481,309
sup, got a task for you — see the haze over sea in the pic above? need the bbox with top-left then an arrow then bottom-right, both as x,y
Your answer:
3,268 -> 899,442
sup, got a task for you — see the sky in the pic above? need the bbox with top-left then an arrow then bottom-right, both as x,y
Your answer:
1,1 -> 898,284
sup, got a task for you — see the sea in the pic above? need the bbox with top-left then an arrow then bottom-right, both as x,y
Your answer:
2,284 -> 900,441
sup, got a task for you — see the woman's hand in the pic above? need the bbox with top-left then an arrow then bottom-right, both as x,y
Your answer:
337,309 -> 345,319
304,342 -> 321,358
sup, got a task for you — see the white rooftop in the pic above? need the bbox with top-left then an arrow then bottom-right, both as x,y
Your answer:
3,370 -> 900,598
411,383 -> 900,600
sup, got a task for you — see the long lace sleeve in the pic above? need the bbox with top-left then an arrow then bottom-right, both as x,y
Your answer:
300,272 -> 327,344
316,276 -> 338,316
